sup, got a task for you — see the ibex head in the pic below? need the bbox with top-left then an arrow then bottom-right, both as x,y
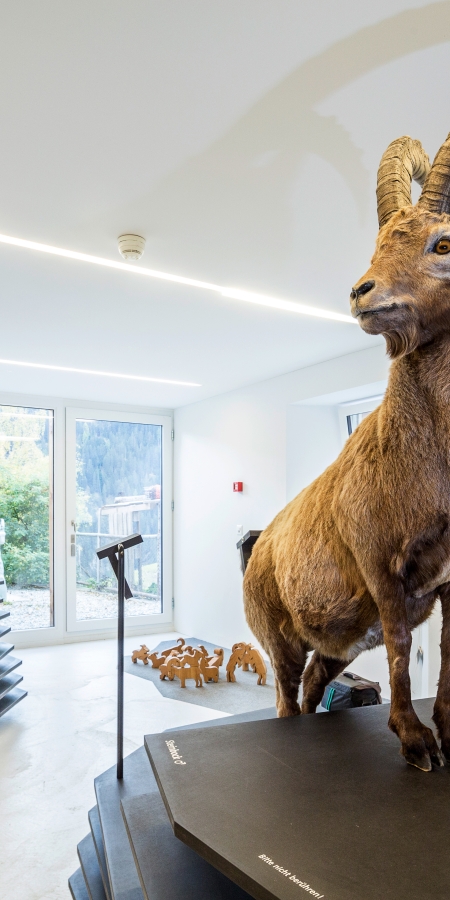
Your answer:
351,134 -> 450,358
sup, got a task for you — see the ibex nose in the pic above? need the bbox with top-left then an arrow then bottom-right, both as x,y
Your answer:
350,280 -> 375,302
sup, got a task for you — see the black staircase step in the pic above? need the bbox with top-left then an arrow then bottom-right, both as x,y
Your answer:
0,671 -> 23,700
0,642 -> 15,661
121,791 -> 252,900
0,655 -> 21,677
78,833 -> 108,900
69,868 -> 90,900
0,624 -> 11,639
0,687 -> 27,718
88,806 -> 111,900
0,609 -> 10,620
94,745 -> 159,900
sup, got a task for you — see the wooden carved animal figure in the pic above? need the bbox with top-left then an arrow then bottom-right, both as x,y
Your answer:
159,650 -> 182,681
131,644 -> 150,665
197,646 -> 224,682
226,642 -> 250,682
244,132 -> 450,771
199,657 -> 219,683
240,645 -> 254,671
198,645 -> 224,667
243,647 -> 267,686
171,649 -> 203,688
148,638 -> 186,668
211,647 -> 224,668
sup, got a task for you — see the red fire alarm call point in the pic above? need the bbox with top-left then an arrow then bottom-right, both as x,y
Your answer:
233,482 -> 243,492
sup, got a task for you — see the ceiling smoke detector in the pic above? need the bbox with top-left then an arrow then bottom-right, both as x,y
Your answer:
117,234 -> 146,260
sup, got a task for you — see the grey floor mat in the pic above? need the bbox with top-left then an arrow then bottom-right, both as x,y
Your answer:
125,637 -> 275,714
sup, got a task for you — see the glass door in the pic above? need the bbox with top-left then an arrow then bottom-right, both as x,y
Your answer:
66,408 -> 173,631
0,404 -> 54,631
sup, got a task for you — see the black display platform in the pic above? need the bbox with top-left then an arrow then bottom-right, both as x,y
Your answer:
94,746 -> 158,900
121,790 -> 252,900
69,711 -> 278,900
145,698 -> 450,900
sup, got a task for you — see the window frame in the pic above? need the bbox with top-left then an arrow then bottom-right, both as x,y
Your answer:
65,406 -> 173,633
0,397 -> 55,628
0,391 -> 173,646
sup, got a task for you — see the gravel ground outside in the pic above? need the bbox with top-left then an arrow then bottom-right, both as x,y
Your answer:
1,588 -> 161,631
76,590 -> 161,620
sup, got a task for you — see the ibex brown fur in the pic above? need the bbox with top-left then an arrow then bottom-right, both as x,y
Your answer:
244,132 -> 450,771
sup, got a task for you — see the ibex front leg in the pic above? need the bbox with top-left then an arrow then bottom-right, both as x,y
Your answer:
381,600 -> 444,771
433,585 -> 450,761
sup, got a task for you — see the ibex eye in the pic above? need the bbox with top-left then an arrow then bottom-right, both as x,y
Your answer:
435,239 -> 450,254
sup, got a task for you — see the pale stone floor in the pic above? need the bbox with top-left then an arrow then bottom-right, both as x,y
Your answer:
0,632 -> 228,900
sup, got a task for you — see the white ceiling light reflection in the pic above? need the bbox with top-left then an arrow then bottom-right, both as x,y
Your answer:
0,233 -> 356,325
0,358 -> 200,387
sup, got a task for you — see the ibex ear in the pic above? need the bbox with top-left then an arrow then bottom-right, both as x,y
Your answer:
418,132 -> 450,216
377,137 -> 430,228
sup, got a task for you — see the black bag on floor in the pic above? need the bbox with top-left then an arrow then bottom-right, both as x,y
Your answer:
321,671 -> 382,711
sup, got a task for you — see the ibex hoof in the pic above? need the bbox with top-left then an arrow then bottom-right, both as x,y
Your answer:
403,743 -> 445,771
405,751 -> 432,772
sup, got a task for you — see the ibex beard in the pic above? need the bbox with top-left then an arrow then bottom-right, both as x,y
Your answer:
244,133 -> 450,771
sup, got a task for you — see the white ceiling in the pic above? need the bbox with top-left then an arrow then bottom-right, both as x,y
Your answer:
1,1 -> 449,408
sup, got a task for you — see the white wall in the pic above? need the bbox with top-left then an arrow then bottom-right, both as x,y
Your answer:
286,404 -> 341,502
173,342 -> 388,647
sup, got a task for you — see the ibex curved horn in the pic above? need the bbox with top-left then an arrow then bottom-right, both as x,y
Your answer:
418,132 -> 450,215
377,136 -> 430,228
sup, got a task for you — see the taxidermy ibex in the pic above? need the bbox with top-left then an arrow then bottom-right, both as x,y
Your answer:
244,131 -> 450,771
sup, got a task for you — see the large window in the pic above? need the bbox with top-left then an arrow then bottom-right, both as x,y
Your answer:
0,404 -> 54,630
338,396 -> 384,444
75,417 -> 162,620
66,408 -> 172,632
0,398 -> 172,638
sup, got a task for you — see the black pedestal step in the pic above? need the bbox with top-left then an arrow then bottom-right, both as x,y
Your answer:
0,642 -> 15,661
0,686 -> 27,718
94,745 -> 160,900
0,655 -> 21,678
0,671 -> 23,700
78,832 -> 108,900
121,791 -> 252,900
69,868 -> 90,900
88,806 -> 111,900
147,698 -> 450,900
0,609 -> 10,620
0,624 -> 11,640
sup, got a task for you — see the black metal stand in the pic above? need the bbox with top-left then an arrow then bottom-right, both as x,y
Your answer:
97,532 -> 143,779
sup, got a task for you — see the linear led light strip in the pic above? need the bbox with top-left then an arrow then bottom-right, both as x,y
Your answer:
0,233 -> 356,325
0,357 -> 200,387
